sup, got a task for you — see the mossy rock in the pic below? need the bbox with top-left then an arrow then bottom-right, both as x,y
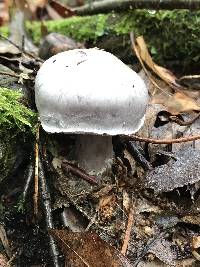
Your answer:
20,10 -> 200,71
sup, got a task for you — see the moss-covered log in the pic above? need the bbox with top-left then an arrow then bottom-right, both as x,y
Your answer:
73,0 -> 200,15
24,10 -> 200,71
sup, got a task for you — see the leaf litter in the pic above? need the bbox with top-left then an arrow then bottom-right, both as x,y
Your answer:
1,8 -> 200,266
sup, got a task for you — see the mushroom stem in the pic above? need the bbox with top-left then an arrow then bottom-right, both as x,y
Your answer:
75,134 -> 113,176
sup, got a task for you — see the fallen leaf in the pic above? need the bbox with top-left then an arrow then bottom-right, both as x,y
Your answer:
181,215 -> 200,225
134,36 -> 181,89
148,239 -> 178,266
49,230 -> 133,267
98,194 -> 116,220
0,254 -> 10,267
145,148 -> 200,193
191,236 -> 200,249
152,91 -> 200,114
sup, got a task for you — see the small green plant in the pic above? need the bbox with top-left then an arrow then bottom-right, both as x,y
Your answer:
0,87 -> 37,132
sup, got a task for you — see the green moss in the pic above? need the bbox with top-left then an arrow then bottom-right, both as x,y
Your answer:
0,87 -> 37,132
0,131 -> 17,182
25,10 -> 200,68
26,14 -> 109,44
0,26 -> 9,37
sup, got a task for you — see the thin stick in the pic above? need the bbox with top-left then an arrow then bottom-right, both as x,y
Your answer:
0,225 -> 12,258
170,112 -> 200,126
126,141 -> 152,171
128,134 -> 200,144
39,158 -> 60,267
121,204 -> 135,255
33,125 -> 40,218
0,71 -> 19,78
61,161 -> 98,185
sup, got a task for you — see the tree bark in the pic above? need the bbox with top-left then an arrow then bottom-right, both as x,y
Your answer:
73,0 -> 200,15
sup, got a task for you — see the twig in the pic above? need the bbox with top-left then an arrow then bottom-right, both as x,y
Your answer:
61,161 -> 98,185
126,141 -> 152,171
72,0 -> 200,16
192,250 -> 200,261
0,71 -> 19,78
121,204 -> 135,255
169,112 -> 200,126
7,250 -> 20,266
33,125 -> 40,218
128,134 -> 200,144
0,225 -> 12,258
22,159 -> 34,200
39,158 -> 61,267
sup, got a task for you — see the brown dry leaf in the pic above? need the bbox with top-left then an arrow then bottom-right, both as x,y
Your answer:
152,91 -> 200,114
98,194 -> 116,220
135,36 -> 181,89
181,214 -> 200,225
0,254 -> 10,267
99,194 -> 115,209
49,230 -> 133,267
191,236 -> 200,249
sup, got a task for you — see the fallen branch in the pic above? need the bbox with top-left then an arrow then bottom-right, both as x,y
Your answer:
73,0 -> 200,15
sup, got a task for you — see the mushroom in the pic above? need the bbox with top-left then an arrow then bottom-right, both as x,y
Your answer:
35,48 -> 148,177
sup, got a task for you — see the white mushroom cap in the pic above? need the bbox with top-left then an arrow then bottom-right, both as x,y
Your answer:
35,48 -> 148,135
